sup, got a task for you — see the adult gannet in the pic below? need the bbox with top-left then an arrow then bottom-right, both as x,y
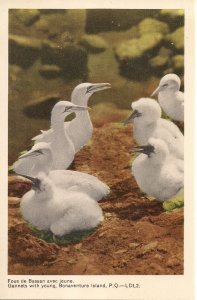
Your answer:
13,142 -> 110,201
131,138 -> 184,202
20,172 -> 104,237
151,73 -> 184,121
65,82 -> 111,151
33,83 -> 111,152
123,98 -> 184,159
32,101 -> 88,170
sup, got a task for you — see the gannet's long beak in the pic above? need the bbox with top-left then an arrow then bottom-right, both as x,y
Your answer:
70,105 -> 89,111
16,174 -> 41,190
121,110 -> 142,125
151,86 -> 160,97
86,83 -> 111,94
130,145 -> 155,156
18,149 -> 43,160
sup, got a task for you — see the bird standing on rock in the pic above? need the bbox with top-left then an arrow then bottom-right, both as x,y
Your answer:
14,143 -> 110,202
151,73 -> 184,122
123,98 -> 184,159
19,172 -> 104,237
131,138 -> 184,202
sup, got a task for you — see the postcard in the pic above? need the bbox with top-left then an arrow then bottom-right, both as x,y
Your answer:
0,0 -> 195,299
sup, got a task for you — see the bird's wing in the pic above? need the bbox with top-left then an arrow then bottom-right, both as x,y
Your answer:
50,170 -> 110,201
32,128 -> 53,143
13,155 -> 36,177
160,118 -> 183,139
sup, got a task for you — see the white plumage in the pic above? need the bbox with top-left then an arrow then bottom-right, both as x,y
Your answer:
32,101 -> 89,170
65,82 -> 111,152
124,98 -> 184,159
151,73 -> 184,121
131,138 -> 184,202
20,172 -> 104,237
14,142 -> 110,201
33,82 -> 111,153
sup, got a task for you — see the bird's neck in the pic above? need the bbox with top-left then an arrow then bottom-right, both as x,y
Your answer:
51,114 -> 65,132
71,94 -> 89,106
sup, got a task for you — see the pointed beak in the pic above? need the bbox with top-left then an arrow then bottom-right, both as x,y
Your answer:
18,149 -> 42,160
130,145 -> 155,156
70,105 -> 89,111
16,174 -> 41,190
151,86 -> 161,97
86,83 -> 111,94
121,110 -> 142,125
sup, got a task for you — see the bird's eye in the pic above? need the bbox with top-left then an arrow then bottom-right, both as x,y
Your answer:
162,83 -> 168,87
34,149 -> 43,155
64,106 -> 71,112
86,86 -> 93,94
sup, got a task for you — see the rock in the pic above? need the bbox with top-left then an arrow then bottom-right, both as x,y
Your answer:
39,64 -> 63,79
34,18 -> 50,33
160,9 -> 184,19
23,94 -> 60,119
8,197 -> 21,207
166,256 -> 181,267
85,9 -> 159,33
149,55 -> 168,71
115,33 -> 163,80
159,9 -> 184,29
129,242 -> 140,249
115,33 -> 163,61
172,55 -> 184,71
41,40 -> 88,79
138,241 -> 158,256
9,34 -> 41,68
79,34 -> 108,53
114,249 -> 127,254
165,27 -> 184,51
15,9 -> 40,26
149,47 -> 171,70
138,18 -> 170,36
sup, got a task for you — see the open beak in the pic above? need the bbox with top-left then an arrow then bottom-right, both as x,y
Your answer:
151,86 -> 161,97
121,110 -> 142,125
18,149 -> 42,160
130,145 -> 155,156
16,174 -> 41,190
86,83 -> 111,94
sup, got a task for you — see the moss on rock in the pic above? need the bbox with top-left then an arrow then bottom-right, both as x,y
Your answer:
165,27 -> 184,50
138,18 -> 169,36
79,35 -> 108,53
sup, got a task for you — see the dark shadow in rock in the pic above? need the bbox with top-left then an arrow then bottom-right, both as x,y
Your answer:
85,9 -> 160,33
103,196 -> 163,222
23,96 -> 60,119
9,35 -> 41,69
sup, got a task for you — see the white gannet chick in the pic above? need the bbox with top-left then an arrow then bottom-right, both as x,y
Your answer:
131,138 -> 184,202
32,101 -> 88,170
151,73 -> 184,121
123,98 -> 184,159
65,82 -> 111,152
14,142 -> 110,201
20,172 -> 104,237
